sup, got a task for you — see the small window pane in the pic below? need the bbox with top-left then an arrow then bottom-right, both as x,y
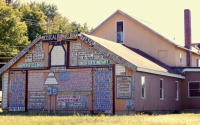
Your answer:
141,76 -> 145,98
160,89 -> 162,98
190,90 -> 200,97
189,82 -> 200,89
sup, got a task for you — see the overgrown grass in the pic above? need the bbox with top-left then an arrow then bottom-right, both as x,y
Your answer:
0,110 -> 199,125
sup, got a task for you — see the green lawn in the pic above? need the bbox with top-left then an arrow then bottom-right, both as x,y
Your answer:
0,111 -> 199,125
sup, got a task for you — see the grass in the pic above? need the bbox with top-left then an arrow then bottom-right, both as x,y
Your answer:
0,110 -> 199,125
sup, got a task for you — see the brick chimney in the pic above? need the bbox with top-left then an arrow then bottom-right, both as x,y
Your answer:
184,9 -> 192,66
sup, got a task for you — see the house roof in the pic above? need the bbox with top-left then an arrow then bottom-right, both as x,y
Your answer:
89,9 -> 200,56
89,9 -> 178,46
80,33 -> 184,79
0,32 -> 184,79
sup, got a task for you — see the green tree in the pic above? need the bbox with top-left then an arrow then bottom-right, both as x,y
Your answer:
19,4 -> 46,41
0,1 -> 28,61
27,1 -> 92,34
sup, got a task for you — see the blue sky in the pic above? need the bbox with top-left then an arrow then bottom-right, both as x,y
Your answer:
21,0 -> 200,46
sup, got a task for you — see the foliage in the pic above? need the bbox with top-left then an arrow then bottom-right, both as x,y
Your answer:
27,1 -> 92,34
0,1 -> 28,61
19,4 -> 46,41
0,0 -> 92,62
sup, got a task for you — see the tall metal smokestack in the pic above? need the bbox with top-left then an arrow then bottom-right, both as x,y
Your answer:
184,9 -> 192,66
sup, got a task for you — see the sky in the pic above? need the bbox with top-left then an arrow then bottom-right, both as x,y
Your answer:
20,0 -> 200,46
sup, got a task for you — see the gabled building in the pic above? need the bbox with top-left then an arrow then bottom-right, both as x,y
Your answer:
1,9 -> 200,114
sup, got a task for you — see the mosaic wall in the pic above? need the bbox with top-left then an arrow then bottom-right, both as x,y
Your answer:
93,67 -> 113,113
80,34 -> 137,71
51,46 -> 65,66
9,72 -> 25,111
2,73 -> 8,109
70,42 -> 108,66
28,73 -> 44,91
28,92 -> 47,109
58,71 -> 92,91
18,42 -> 45,68
116,77 -> 132,99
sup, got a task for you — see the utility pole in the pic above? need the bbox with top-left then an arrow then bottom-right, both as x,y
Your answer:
39,19 -> 56,34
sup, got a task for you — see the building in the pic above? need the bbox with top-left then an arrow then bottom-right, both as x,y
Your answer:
1,9 -> 200,114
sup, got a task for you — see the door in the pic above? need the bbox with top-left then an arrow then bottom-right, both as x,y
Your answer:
93,67 -> 113,114
9,71 -> 26,111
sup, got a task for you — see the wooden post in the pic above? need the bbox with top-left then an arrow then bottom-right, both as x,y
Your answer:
48,95 -> 51,113
54,95 -> 56,113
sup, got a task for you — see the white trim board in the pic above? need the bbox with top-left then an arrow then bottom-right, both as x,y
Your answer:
137,68 -> 185,79
182,68 -> 200,74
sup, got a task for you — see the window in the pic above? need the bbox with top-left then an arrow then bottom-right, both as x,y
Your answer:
180,53 -> 182,64
188,82 -> 200,98
141,76 -> 146,99
116,21 -> 123,43
160,79 -> 164,100
197,59 -> 200,67
175,81 -> 179,100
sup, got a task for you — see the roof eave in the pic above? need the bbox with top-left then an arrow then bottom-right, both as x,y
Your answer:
137,67 -> 185,79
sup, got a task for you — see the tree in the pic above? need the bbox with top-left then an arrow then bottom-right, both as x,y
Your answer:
19,4 -> 46,41
27,1 -> 92,34
0,1 -> 28,61
28,1 -> 58,21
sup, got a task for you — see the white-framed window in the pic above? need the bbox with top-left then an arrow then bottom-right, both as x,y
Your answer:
188,82 -> 200,98
116,21 -> 124,44
180,53 -> 183,64
160,79 -> 164,100
197,59 -> 200,67
141,76 -> 146,99
175,81 -> 179,101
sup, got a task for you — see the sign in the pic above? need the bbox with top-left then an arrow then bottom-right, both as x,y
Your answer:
9,107 -> 25,111
51,46 -> 65,66
94,52 -> 105,59
93,68 -> 113,113
57,95 -> 80,102
79,52 -> 93,59
18,62 -> 44,68
80,60 -> 110,65
25,54 -> 32,62
117,77 -> 131,98
34,42 -> 43,52
50,67 -> 66,72
33,53 -> 44,61
2,73 -> 8,109
9,72 -> 25,112
42,33 -> 78,42
61,33 -> 78,40
42,34 -> 57,42
115,64 -> 126,75
28,92 -> 46,109
72,42 -> 82,51
58,91 -> 91,96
